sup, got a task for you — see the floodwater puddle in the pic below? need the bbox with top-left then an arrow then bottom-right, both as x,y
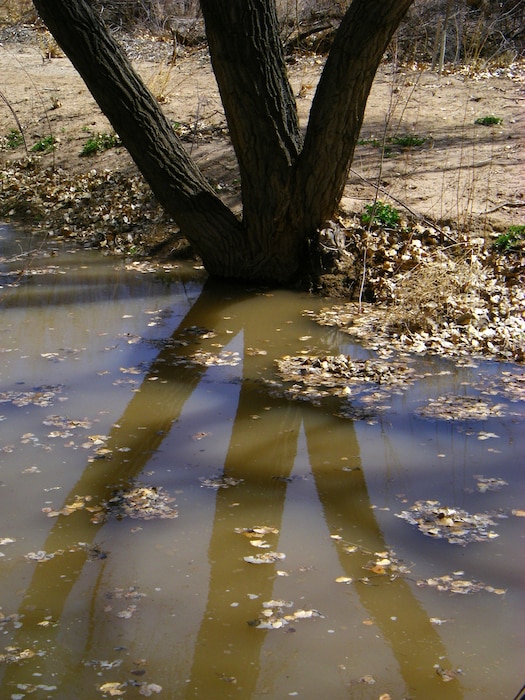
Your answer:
0,225 -> 524,699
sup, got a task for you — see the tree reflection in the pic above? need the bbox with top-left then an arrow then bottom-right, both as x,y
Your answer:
1,279 -> 462,699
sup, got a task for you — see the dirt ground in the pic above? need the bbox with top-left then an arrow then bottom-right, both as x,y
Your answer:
0,32 -> 524,235
1,32 -> 524,363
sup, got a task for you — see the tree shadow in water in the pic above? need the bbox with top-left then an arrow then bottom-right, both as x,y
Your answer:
1,279 -> 463,700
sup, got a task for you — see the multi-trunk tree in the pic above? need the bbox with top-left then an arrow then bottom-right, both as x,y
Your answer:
32,0 -> 413,284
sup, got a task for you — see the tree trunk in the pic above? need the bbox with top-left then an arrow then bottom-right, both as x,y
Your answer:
200,0 -> 302,269
288,0 -> 414,233
32,0 -> 414,285
32,0 -> 247,277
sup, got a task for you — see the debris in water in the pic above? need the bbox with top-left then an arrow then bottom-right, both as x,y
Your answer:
435,665 -> 463,682
249,600 -> 322,629
235,526 -> 279,537
0,646 -> 36,664
191,349 -> 241,366
417,571 -> 506,595
474,475 -> 508,492
272,354 -> 415,414
415,394 -> 505,421
0,385 -> 66,408
243,551 -> 286,565
395,500 -> 499,545
200,475 -> 243,490
104,484 -> 178,520
99,681 -> 125,696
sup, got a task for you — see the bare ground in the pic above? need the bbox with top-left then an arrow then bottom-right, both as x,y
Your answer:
1,33 -> 523,231
1,32 -> 524,362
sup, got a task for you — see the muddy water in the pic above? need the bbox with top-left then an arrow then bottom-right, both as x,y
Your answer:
0,226 -> 523,700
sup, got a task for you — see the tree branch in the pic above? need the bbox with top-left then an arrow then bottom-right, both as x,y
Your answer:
290,0 -> 414,232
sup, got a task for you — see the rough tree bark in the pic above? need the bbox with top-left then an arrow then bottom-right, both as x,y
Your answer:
32,0 -> 413,285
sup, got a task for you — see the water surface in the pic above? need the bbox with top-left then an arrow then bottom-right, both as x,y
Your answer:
0,226 -> 523,699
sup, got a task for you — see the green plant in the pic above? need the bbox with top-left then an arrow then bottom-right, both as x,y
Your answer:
2,128 -> 23,149
358,134 -> 427,148
493,225 -> 525,252
30,135 -> 56,153
80,132 -> 120,156
390,134 -> 427,147
474,115 -> 502,126
361,201 -> 401,228
358,136 -> 382,148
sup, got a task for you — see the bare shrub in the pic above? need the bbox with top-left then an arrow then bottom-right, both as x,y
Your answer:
92,0 -> 201,33
386,254 -> 480,333
0,0 -> 36,24
397,0 -> 524,65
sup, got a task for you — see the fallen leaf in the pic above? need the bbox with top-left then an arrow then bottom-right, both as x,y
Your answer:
99,682 -> 125,696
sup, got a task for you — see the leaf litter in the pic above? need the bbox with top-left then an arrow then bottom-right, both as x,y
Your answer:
101,484 -> 178,521
271,353 -> 416,417
474,475 -> 508,492
417,572 -> 506,596
395,500 -> 499,545
200,475 -> 244,490
0,385 -> 67,408
248,599 -> 323,630
415,394 -> 506,421
243,552 -> 286,565
42,483 -> 178,522
329,532 -> 505,598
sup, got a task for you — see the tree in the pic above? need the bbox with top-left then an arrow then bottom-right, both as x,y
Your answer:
32,0 -> 414,285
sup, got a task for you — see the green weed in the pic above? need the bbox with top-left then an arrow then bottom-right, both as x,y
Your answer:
390,134 -> 427,147
493,225 -> 525,252
3,128 -> 23,149
80,132 -> 121,156
361,201 -> 401,228
30,135 -> 56,153
474,115 -> 503,126
358,134 -> 427,149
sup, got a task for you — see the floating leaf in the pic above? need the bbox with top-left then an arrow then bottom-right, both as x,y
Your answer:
250,602 -> 322,629
359,675 -> 376,684
116,605 -> 137,619
235,526 -> 279,537
99,682 -> 125,696
103,484 -> 178,521
25,550 -> 55,562
191,431 -> 210,440
200,476 -> 243,490
417,571 -> 506,595
191,350 -> 241,367
0,385 -> 66,408
273,354 -> 415,414
416,395 -> 505,421
475,475 -> 508,492
139,684 -> 162,696
262,599 -> 293,609
244,552 -> 285,565
435,666 -> 463,682
0,647 -> 36,664
396,500 -> 498,545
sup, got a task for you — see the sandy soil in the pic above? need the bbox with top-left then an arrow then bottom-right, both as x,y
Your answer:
1,34 -> 524,235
